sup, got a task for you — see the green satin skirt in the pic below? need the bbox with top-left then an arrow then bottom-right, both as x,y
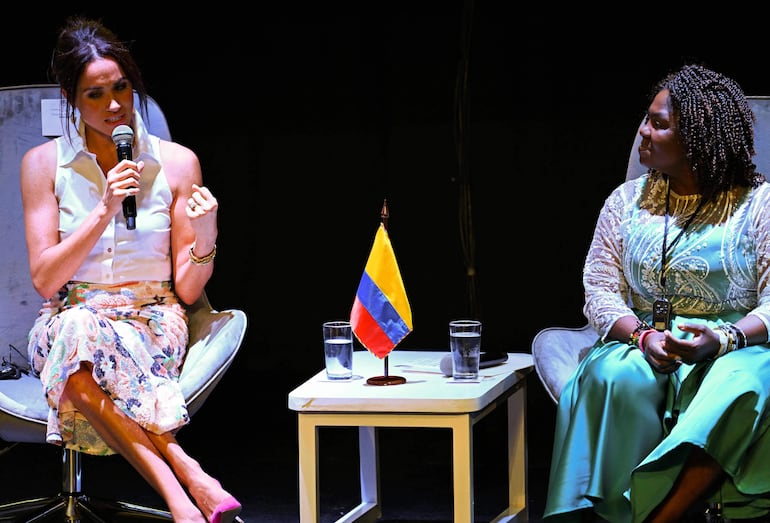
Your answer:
544,316 -> 770,522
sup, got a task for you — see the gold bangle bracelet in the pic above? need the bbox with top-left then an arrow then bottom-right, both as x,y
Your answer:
189,242 -> 216,265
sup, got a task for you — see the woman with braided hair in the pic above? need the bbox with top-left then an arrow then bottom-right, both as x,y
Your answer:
543,63 -> 770,522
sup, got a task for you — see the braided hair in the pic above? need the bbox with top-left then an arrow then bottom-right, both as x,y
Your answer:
650,63 -> 765,202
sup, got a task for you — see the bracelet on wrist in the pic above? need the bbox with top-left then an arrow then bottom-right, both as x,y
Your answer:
637,329 -> 655,353
727,323 -> 748,349
628,319 -> 653,348
189,241 -> 217,265
711,323 -> 748,359
712,327 -> 729,359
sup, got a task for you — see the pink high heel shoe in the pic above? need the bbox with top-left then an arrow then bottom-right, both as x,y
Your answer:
209,495 -> 242,523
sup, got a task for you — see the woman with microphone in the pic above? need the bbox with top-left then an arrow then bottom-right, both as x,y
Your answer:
20,16 -> 240,523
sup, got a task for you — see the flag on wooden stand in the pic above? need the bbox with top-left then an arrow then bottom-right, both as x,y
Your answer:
350,222 -> 412,358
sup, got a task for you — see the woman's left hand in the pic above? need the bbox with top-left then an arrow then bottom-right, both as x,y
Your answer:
661,323 -> 721,363
185,183 -> 218,235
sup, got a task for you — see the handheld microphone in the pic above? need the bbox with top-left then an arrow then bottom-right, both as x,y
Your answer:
111,125 -> 137,230
440,351 -> 509,377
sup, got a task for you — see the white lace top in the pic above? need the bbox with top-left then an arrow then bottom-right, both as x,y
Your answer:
583,172 -> 770,338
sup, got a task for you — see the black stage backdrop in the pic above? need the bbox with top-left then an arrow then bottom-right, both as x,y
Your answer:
4,3 -> 770,471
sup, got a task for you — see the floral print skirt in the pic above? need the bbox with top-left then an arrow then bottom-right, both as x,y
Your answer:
27,281 -> 189,455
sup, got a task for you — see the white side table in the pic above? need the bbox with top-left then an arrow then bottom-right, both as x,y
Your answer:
287,349 -> 534,522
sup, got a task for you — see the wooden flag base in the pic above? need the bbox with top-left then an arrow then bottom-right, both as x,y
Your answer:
365,353 -> 406,385
366,375 -> 406,386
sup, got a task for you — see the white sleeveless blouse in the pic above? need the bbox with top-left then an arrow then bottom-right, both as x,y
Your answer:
55,111 -> 172,283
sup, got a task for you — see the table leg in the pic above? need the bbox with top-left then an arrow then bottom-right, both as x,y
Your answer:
491,381 -> 529,523
451,415 -> 474,522
297,414 -> 320,523
358,426 -> 379,506
507,385 -> 528,518
334,426 -> 381,523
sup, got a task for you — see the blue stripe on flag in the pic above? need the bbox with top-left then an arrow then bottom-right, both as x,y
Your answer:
356,271 -> 411,344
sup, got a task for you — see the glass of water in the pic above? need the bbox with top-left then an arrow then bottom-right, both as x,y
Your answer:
322,320 -> 354,379
448,320 -> 482,380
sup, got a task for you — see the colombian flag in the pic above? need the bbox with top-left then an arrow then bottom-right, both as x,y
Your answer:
351,223 -> 413,358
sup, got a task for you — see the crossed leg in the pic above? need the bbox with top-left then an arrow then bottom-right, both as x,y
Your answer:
63,365 -> 240,523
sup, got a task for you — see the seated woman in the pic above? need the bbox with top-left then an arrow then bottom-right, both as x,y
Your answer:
543,64 -> 770,522
22,16 -> 241,523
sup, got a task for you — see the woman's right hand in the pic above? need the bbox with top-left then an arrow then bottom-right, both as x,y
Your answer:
103,159 -> 143,214
641,330 -> 682,374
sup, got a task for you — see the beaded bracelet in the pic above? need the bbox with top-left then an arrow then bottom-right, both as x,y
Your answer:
629,319 -> 653,348
637,329 -> 655,353
729,323 -> 748,349
189,242 -> 217,265
711,323 -> 748,360
712,327 -> 729,359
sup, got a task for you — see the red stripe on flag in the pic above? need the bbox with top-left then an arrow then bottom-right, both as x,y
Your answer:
351,296 -> 396,358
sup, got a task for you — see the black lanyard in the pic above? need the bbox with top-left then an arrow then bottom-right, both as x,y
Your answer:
660,179 -> 704,295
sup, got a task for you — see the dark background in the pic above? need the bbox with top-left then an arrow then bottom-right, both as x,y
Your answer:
3,3 -> 770,520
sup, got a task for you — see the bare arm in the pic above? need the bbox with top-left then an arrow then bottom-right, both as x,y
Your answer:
20,141 -> 139,299
161,140 -> 218,305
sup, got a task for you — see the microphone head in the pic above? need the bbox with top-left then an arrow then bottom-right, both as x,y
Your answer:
440,354 -> 453,376
111,125 -> 134,145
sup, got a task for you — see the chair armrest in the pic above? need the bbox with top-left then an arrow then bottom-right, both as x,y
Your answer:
179,297 -> 248,415
531,324 -> 597,404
